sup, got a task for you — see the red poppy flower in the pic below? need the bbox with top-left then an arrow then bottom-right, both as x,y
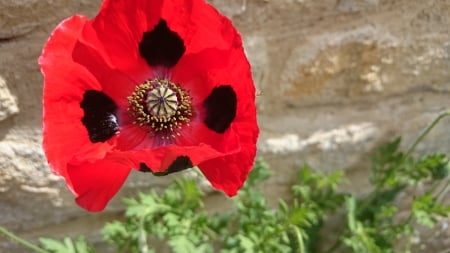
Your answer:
39,0 -> 258,211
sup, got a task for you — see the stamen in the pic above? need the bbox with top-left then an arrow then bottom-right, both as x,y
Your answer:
127,79 -> 192,139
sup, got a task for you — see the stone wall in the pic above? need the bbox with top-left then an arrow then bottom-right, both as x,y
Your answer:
0,0 -> 449,252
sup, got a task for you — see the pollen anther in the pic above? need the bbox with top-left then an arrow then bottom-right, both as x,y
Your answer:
127,79 -> 192,139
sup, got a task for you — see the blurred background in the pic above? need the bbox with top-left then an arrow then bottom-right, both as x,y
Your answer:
0,0 -> 449,252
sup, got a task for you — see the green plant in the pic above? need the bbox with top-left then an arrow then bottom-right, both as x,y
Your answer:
98,159 -> 347,253
2,112 -> 450,253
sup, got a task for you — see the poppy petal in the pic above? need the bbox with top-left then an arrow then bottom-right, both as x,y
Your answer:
194,41 -> 259,195
170,48 -> 232,104
198,105 -> 258,196
139,156 -> 193,176
170,45 -> 254,154
159,0 -> 238,53
139,19 -> 186,68
198,139 -> 257,196
88,0 -> 236,73
203,85 -> 237,133
39,15 -> 116,177
83,0 -> 161,77
203,45 -> 257,134
67,158 -> 131,212
119,142 -> 237,174
72,32 -> 142,108
80,90 -> 119,143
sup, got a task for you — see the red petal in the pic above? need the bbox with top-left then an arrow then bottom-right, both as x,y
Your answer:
119,41 -> 259,184
86,0 -> 236,75
39,15 -> 116,178
192,42 -> 259,196
202,44 -> 257,132
172,39 -> 257,155
170,48 -> 232,104
160,0 -> 238,54
116,141 -> 236,174
67,157 -> 131,212
198,105 -> 258,196
198,137 -> 257,196
72,34 -> 140,108
81,0 -> 161,79
178,119 -> 241,154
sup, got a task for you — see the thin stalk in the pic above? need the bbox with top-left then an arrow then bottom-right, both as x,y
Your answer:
360,111 -> 450,216
0,226 -> 48,253
299,234 -> 305,253
295,226 -> 305,253
405,111 -> 450,158
436,180 -> 450,202
325,111 -> 450,253
138,216 -> 149,253
398,111 -> 450,227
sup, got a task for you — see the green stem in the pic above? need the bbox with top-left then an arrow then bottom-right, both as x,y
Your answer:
138,216 -> 149,253
0,226 -> 49,253
405,111 -> 450,158
326,111 -> 450,253
400,180 -> 444,228
295,226 -> 305,253
435,179 -> 450,202
398,111 -> 450,227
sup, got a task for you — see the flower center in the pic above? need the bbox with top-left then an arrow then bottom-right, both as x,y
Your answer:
146,86 -> 178,118
127,79 -> 192,139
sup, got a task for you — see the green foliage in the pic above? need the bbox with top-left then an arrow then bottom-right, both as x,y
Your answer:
36,141 -> 450,253
99,159 -> 344,253
341,138 -> 450,253
39,237 -> 94,253
102,176 -> 210,253
17,112 -> 449,253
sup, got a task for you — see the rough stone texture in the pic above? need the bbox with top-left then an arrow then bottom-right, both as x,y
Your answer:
0,0 -> 74,39
0,0 -> 450,252
0,76 -> 19,121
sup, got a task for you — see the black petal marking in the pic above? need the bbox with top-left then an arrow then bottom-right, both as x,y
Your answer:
203,85 -> 237,133
139,156 -> 193,176
139,19 -> 185,68
139,163 -> 152,173
80,90 -> 119,143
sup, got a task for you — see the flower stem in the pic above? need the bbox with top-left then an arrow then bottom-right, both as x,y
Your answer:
286,224 -> 306,253
325,110 -> 450,253
138,217 -> 149,253
405,111 -> 450,158
0,226 -> 48,253
436,180 -> 450,202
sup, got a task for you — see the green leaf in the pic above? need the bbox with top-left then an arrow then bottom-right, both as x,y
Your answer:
242,159 -> 271,189
412,193 -> 450,227
346,197 -> 357,232
238,234 -> 255,253
169,236 -> 199,253
40,238 -> 69,253
417,154 -> 450,180
74,237 -> 95,253
40,237 -> 93,253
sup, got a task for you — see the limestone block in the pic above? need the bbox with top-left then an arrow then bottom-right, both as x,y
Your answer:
336,0 -> 380,13
208,0 -> 248,17
0,76 -> 18,121
0,0 -> 72,38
